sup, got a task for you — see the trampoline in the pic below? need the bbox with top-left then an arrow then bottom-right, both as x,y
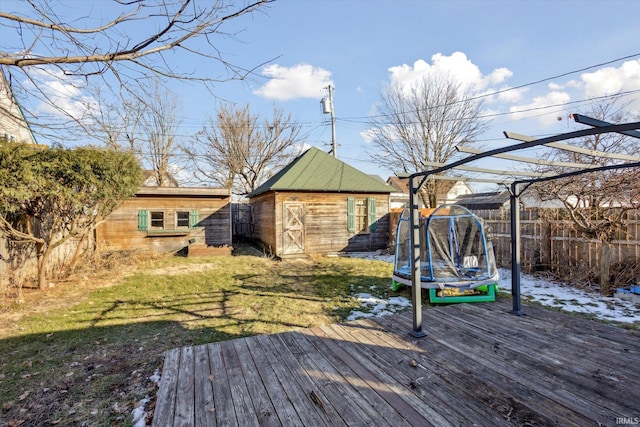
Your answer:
392,204 -> 499,303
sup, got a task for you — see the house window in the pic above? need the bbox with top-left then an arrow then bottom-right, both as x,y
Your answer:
176,211 -> 190,228
150,211 -> 164,229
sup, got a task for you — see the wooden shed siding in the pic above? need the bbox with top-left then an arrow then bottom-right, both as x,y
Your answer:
251,191 -> 390,257
249,193 -> 277,253
96,195 -> 231,254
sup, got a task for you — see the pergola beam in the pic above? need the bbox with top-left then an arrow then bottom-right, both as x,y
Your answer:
456,146 -> 597,169
421,161 -> 551,177
428,175 -> 513,184
572,113 -> 640,139
504,129 -> 640,162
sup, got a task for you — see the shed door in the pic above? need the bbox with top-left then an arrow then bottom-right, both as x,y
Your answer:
283,202 -> 305,254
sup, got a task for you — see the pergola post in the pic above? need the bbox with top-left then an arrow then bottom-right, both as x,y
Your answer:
409,176 -> 427,337
509,182 -> 524,315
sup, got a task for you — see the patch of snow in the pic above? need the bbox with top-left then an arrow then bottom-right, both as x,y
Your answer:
342,250 -> 395,263
130,369 -> 161,426
131,397 -> 150,427
148,369 -> 161,385
347,292 -> 412,321
497,268 -> 640,324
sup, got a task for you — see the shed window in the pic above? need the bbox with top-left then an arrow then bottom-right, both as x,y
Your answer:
348,197 -> 376,234
176,211 -> 190,228
355,199 -> 368,233
150,211 -> 164,229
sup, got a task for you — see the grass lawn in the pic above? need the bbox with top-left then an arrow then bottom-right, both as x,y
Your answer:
0,249 -> 409,426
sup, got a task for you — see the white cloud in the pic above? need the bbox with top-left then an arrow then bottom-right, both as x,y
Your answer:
253,64 -> 333,101
29,68 -> 94,122
509,91 -> 571,126
496,86 -> 526,103
485,67 -> 513,86
580,59 -> 640,98
387,52 -> 513,95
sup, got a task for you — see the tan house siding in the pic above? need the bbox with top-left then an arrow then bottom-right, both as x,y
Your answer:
0,69 -> 37,145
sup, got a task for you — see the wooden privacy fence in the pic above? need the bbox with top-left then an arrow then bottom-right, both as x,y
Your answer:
473,208 -> 640,280
0,235 -> 86,290
231,203 -> 253,242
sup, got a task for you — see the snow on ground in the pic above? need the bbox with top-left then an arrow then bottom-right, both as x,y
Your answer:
343,250 -> 640,325
346,294 -> 412,321
131,369 -> 160,427
497,268 -> 640,324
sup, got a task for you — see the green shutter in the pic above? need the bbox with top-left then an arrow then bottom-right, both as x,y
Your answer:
138,210 -> 148,231
347,197 -> 355,233
368,197 -> 377,232
189,210 -> 199,228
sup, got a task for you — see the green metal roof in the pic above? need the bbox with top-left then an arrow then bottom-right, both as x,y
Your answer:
248,147 -> 393,197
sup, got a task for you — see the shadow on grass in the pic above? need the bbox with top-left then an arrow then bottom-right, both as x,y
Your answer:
0,319 -> 218,426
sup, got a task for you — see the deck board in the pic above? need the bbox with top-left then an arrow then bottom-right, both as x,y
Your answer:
153,300 -> 640,426
193,345 -> 215,426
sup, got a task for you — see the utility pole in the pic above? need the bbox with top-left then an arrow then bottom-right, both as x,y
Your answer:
321,84 -> 337,157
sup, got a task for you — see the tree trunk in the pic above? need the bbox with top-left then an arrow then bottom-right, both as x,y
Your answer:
599,240 -> 612,295
36,242 -> 48,290
66,234 -> 87,274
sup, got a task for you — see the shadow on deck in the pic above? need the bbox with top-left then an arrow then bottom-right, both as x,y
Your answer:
152,300 -> 639,426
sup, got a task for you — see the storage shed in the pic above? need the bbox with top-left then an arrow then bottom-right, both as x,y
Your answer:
247,147 -> 394,257
96,186 -> 232,255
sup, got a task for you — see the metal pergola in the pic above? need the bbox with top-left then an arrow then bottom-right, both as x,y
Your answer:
404,118 -> 640,337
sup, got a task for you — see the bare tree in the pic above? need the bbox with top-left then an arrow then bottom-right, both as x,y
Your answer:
86,80 -> 183,186
367,73 -> 487,207
84,86 -> 144,153
532,96 -> 640,294
139,81 -> 183,186
183,104 -> 302,195
0,0 -> 273,140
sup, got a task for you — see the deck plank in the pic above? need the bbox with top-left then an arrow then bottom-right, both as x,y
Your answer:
173,346 -> 195,427
253,334 -> 331,427
193,345 -> 215,426
219,340 -> 260,427
313,324 -> 444,426
378,308 -> 591,426
154,300 -> 640,426
298,328 -> 412,427
152,348 -> 180,427
206,342 -> 237,427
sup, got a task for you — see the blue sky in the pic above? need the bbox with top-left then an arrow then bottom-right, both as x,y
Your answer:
3,0 -> 640,188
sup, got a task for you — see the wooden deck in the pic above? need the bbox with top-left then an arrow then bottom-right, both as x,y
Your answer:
152,300 -> 639,426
